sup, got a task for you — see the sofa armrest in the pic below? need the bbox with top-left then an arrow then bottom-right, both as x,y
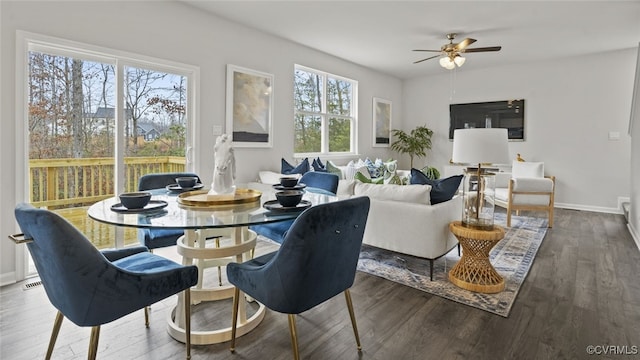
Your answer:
362,196 -> 462,260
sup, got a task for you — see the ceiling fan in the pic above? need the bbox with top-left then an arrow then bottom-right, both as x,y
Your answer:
413,33 -> 502,69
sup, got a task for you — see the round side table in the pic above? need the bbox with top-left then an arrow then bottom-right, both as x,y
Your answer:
448,221 -> 506,293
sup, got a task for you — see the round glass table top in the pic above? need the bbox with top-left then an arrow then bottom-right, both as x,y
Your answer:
88,187 -> 338,230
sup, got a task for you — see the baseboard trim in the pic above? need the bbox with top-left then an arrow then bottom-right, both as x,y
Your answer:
0,272 -> 17,287
628,223 -> 640,252
555,202 -> 623,215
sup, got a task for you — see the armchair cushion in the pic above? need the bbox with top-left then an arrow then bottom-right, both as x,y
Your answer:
510,177 -> 554,206
512,161 -> 544,178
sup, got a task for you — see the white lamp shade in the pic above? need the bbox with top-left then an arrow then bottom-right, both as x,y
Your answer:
452,128 -> 510,165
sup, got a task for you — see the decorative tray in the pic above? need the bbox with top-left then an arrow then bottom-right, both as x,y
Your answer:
177,188 -> 262,207
110,200 -> 168,213
166,183 -> 204,193
272,183 -> 306,191
263,200 -> 312,212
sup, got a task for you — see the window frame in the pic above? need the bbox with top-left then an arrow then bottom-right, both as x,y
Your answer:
293,64 -> 358,158
14,31 -> 200,278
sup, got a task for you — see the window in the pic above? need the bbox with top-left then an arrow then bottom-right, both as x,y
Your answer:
294,65 -> 357,155
18,32 -> 198,255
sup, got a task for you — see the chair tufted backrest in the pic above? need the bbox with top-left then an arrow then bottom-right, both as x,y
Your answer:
138,172 -> 201,191
299,171 -> 339,195
252,196 -> 370,314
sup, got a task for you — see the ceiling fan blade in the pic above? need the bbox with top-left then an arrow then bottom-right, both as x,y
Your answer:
463,46 -> 502,53
455,38 -> 477,50
412,49 -> 441,52
413,54 -> 441,64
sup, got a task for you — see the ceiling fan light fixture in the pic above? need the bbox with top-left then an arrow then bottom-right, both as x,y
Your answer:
454,56 -> 466,67
440,57 -> 455,69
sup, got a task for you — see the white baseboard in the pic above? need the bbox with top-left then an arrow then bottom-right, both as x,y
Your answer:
628,223 -> 640,252
0,272 -> 17,287
555,202 -> 623,215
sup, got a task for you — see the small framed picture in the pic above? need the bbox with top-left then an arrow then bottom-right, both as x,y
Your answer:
373,97 -> 392,147
226,65 -> 274,147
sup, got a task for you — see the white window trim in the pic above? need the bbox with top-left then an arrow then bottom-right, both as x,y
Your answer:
294,64 -> 358,158
14,30 -> 200,279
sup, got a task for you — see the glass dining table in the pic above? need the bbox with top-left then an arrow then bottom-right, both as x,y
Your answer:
88,185 -> 338,345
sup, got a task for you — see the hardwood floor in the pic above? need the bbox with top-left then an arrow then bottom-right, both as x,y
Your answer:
2,208 -> 640,359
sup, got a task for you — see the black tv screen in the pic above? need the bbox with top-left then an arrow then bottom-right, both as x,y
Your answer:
449,99 -> 525,140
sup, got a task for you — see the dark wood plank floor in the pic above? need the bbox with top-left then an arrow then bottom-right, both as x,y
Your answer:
2,208 -> 640,359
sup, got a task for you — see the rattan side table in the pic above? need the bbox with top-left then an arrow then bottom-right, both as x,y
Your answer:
448,221 -> 506,293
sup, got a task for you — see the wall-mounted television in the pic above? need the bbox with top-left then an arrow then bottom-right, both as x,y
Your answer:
449,99 -> 525,140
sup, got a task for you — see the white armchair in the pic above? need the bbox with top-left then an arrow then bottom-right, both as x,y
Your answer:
495,161 -> 555,228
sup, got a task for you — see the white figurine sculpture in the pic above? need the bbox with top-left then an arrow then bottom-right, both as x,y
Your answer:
209,134 -> 236,195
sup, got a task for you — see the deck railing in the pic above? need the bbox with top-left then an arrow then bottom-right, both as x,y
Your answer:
28,156 -> 186,248
29,156 -> 186,208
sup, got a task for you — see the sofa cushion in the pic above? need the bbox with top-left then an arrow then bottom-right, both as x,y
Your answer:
281,158 -> 309,175
354,182 -> 431,205
311,157 -> 327,172
410,168 -> 463,205
326,160 -> 344,179
512,161 -> 544,178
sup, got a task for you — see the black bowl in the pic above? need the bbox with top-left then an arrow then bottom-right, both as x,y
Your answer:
119,192 -> 152,209
275,190 -> 304,207
279,177 -> 299,188
176,176 -> 198,188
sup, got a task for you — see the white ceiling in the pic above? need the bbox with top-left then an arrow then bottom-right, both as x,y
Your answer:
181,1 -> 640,79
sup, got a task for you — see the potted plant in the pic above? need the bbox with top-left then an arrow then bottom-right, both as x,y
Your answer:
390,125 -> 434,169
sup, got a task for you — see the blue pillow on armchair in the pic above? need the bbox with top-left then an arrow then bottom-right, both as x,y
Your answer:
410,168 -> 463,204
282,158 -> 309,175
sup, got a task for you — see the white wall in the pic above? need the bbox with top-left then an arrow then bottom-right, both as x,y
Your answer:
0,1 -> 402,284
629,44 -> 640,247
403,50 -> 635,212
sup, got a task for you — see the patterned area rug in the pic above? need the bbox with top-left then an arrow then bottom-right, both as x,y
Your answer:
356,213 -> 548,317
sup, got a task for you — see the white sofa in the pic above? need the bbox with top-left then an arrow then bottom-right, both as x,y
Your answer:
250,171 -> 462,280
338,181 -> 461,279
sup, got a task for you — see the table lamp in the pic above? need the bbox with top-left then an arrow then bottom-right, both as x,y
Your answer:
452,128 -> 510,230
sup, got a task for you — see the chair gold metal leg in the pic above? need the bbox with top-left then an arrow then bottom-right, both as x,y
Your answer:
45,311 -> 64,360
88,326 -> 100,360
344,289 -> 362,351
144,306 -> 150,328
287,314 -> 300,360
185,289 -> 191,360
230,287 -> 240,353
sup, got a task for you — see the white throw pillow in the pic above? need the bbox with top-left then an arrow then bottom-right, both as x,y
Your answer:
512,161 -> 544,178
354,182 -> 432,205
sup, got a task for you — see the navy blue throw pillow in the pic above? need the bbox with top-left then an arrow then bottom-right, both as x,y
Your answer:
410,168 -> 463,205
281,158 -> 309,175
311,158 -> 327,172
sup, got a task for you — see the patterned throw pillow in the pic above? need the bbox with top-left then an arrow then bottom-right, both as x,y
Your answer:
364,158 -> 385,178
409,168 -> 463,204
281,158 -> 309,175
355,171 -> 383,184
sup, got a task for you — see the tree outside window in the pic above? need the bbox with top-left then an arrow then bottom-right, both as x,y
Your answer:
294,65 -> 356,155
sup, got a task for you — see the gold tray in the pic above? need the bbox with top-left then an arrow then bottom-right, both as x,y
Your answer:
177,188 -> 262,207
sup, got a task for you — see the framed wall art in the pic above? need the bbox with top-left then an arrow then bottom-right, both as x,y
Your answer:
226,65 -> 274,147
373,97 -> 392,147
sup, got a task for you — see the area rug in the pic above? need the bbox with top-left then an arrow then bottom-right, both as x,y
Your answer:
356,213 -> 548,317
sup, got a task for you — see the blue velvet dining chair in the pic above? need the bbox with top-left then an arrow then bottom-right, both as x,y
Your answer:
249,171 -> 340,244
11,203 -> 198,360
137,172 -> 201,250
227,196 -> 370,360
